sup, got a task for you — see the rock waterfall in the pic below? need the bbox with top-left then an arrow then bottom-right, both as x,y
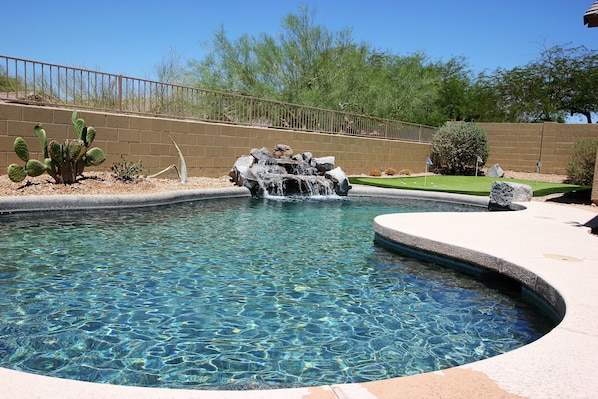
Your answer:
229,144 -> 352,198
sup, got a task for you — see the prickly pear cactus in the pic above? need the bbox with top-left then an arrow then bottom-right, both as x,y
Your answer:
7,163 -> 28,182
6,110 -> 106,184
13,137 -> 30,163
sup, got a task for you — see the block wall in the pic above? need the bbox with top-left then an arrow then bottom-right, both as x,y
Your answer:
479,122 -> 598,174
1,103 -> 597,204
0,103 -> 430,178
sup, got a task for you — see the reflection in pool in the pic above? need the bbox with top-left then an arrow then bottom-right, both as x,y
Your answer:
0,196 -> 555,389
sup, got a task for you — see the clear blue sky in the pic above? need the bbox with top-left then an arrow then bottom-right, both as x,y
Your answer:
1,0 -> 596,78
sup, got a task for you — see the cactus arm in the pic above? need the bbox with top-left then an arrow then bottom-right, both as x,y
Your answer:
34,125 -> 48,159
13,137 -> 30,163
25,159 -> 47,177
85,126 -> 96,147
73,110 -> 86,141
67,139 -> 86,162
48,140 -> 62,163
84,147 -> 106,166
44,158 -> 59,183
7,164 -> 27,182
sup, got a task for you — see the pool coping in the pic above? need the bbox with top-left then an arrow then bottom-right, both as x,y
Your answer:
1,186 -> 597,399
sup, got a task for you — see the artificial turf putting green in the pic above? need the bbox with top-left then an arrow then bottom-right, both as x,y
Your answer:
348,175 -> 590,197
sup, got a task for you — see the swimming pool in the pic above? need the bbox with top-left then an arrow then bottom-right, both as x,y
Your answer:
0,196 -> 555,389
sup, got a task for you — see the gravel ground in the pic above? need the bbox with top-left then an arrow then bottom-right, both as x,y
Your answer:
0,172 -> 234,197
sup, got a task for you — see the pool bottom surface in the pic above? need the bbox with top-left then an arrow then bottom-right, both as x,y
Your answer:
0,197 -> 554,389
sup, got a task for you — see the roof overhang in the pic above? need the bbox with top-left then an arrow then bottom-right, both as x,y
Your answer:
584,1 -> 598,27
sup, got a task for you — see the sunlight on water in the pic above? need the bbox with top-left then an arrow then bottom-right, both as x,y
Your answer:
0,197 -> 554,389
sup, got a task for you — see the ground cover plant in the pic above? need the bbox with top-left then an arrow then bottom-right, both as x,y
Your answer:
349,175 -> 589,197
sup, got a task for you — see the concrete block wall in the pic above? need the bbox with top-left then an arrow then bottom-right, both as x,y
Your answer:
0,103 -> 430,178
1,103 -> 596,203
479,122 -> 598,175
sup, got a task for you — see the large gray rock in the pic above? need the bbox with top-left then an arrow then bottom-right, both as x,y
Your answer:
273,144 -> 293,158
311,156 -> 335,173
229,145 -> 350,198
325,167 -> 352,196
488,181 -> 533,211
487,163 -> 505,178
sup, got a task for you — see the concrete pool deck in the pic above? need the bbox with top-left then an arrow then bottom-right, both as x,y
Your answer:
0,186 -> 597,399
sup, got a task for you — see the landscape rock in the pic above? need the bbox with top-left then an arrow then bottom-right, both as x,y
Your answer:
273,144 -> 293,159
311,156 -> 335,173
325,167 -> 352,196
487,163 -> 505,178
488,181 -> 533,211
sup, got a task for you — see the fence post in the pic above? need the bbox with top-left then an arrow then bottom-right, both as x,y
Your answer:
249,97 -> 253,125
331,111 -> 336,134
118,75 -> 123,112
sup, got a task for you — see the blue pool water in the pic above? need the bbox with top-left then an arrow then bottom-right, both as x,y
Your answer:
0,196 -> 554,389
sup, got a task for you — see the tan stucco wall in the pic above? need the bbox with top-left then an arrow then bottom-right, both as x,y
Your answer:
0,103 -> 430,178
1,103 -> 597,203
479,122 -> 598,174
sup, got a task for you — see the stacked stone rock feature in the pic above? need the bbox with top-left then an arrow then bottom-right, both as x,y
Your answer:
229,144 -> 352,198
488,181 -> 533,211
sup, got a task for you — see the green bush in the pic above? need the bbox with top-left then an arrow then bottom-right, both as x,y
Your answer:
565,138 -> 597,186
431,122 -> 489,175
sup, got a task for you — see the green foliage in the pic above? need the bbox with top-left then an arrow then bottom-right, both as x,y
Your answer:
182,8 -> 598,126
431,122 -> 489,175
464,44 -> 598,123
565,138 -> 597,186
187,6 -> 446,126
111,155 -> 145,182
7,111 -> 106,184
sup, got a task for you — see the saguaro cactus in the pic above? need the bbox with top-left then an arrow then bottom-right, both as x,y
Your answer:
7,110 -> 106,184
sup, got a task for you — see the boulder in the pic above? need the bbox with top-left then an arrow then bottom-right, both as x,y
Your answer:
311,156 -> 335,173
488,181 -> 533,211
487,163 -> 505,178
228,155 -> 254,186
273,144 -> 293,159
325,167 -> 352,196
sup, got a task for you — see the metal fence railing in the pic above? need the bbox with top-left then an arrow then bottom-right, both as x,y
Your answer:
0,55 -> 435,142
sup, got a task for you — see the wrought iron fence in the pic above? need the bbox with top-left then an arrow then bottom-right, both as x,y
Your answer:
1,55 -> 435,142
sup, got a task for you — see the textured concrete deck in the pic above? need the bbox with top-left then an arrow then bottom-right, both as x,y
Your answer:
1,187 -> 597,399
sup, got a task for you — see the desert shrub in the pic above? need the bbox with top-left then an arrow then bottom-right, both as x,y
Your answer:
565,138 -> 597,186
398,169 -> 411,176
369,169 -> 382,176
431,122 -> 489,175
384,168 -> 397,176
111,155 -> 145,182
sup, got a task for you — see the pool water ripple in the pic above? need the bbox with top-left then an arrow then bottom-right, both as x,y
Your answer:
0,197 -> 554,389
